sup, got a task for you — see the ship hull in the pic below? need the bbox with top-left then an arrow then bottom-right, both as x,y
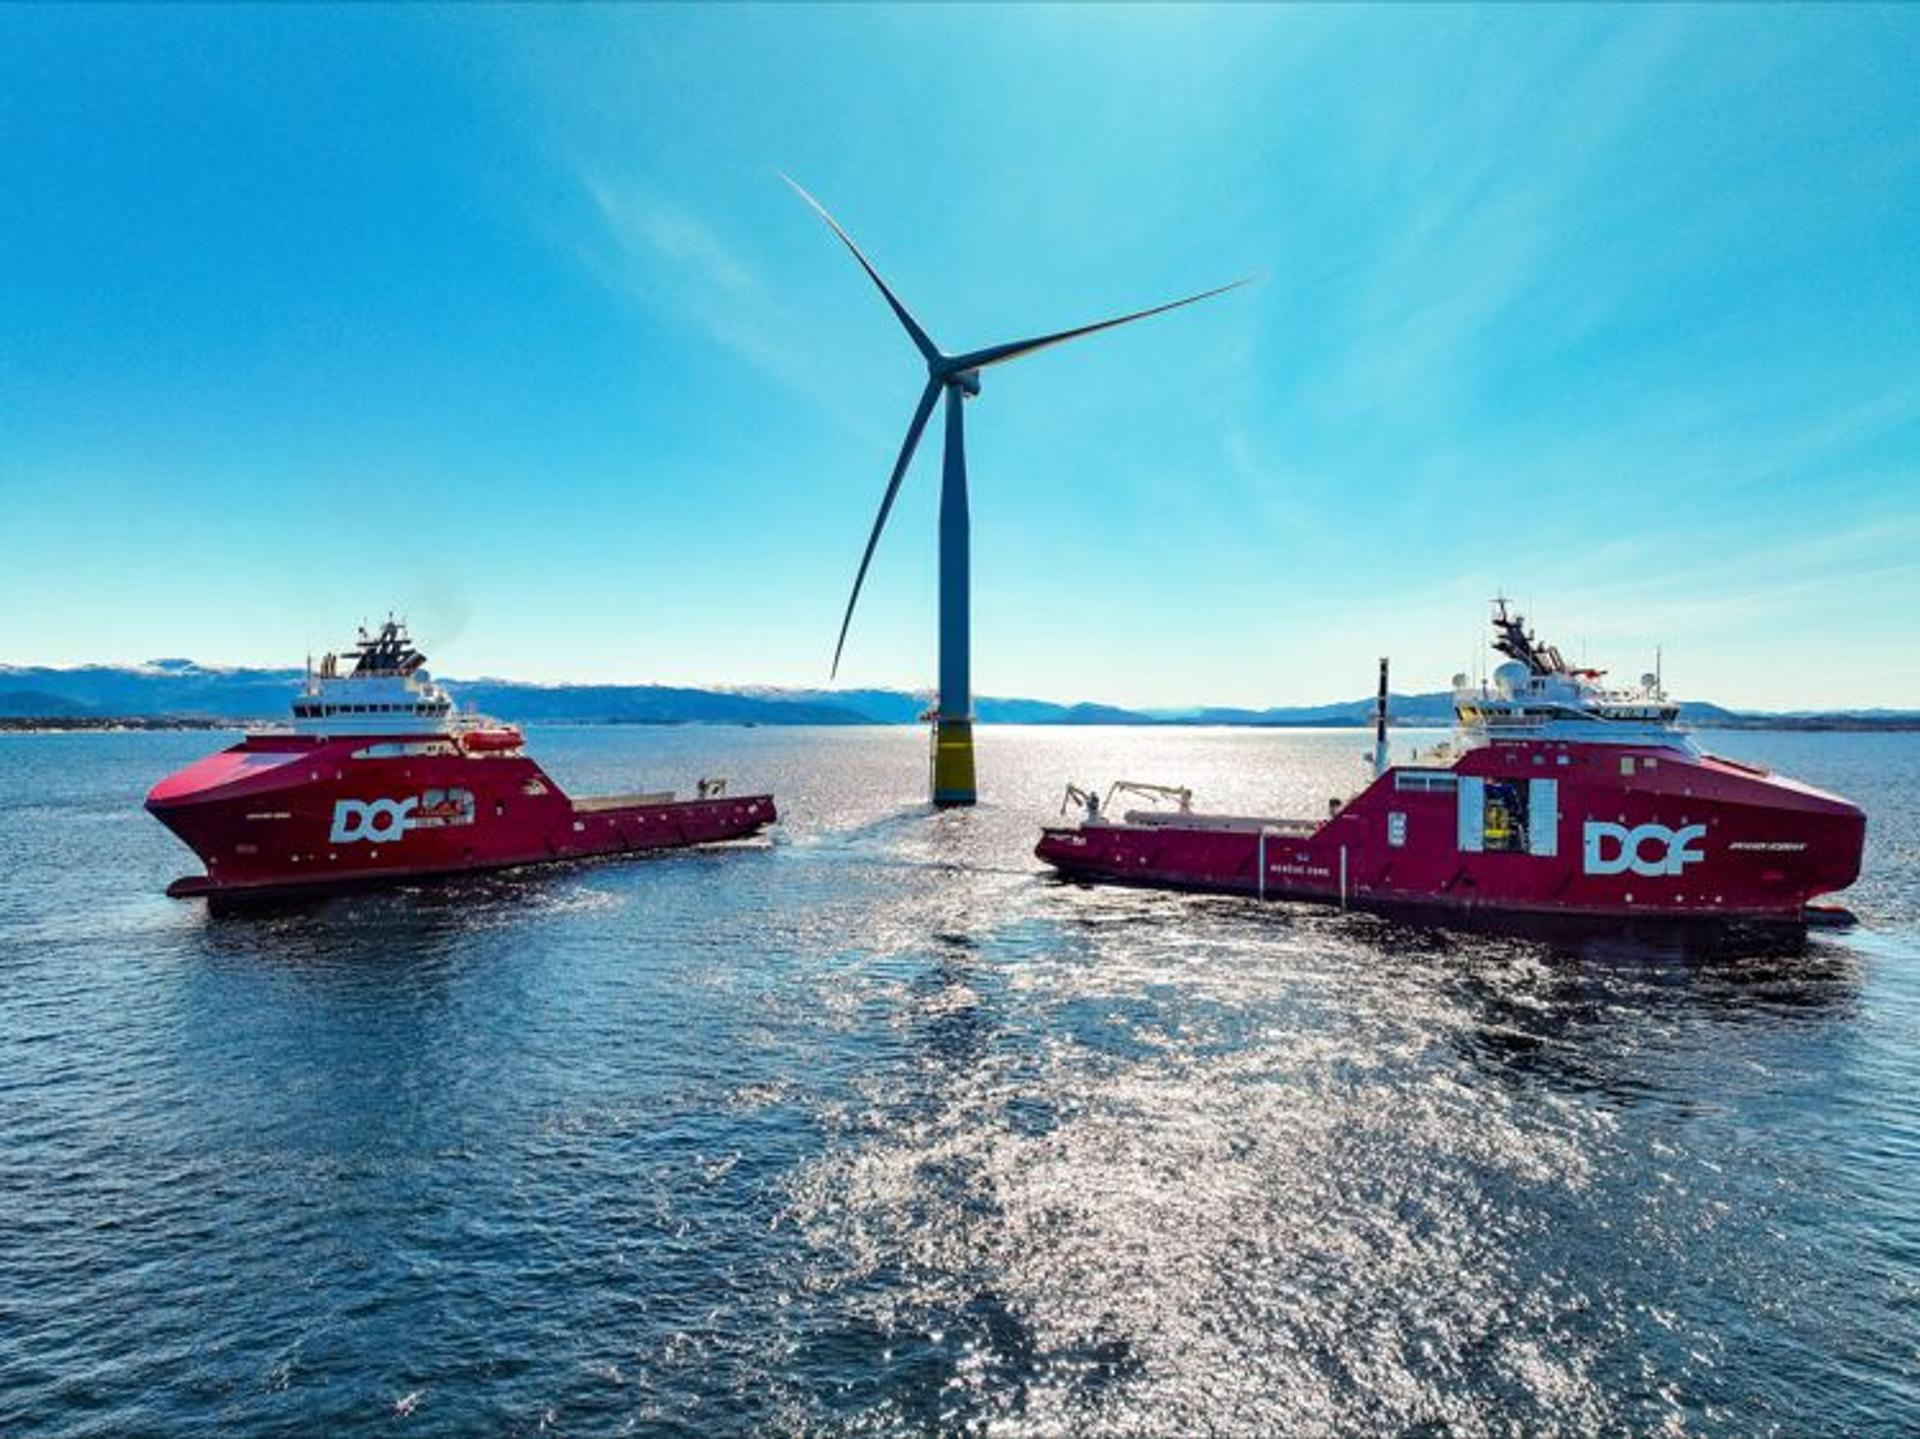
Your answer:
148,734 -> 775,900
1036,741 -> 1865,926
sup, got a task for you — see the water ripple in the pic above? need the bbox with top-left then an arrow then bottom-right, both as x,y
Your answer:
0,726 -> 1914,1435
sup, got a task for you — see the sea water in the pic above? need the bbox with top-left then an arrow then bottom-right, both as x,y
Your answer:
1,726 -> 1915,1435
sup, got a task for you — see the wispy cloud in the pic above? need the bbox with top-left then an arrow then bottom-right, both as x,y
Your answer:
579,175 -> 798,383
574,171 -> 911,457
1319,14 -> 1690,429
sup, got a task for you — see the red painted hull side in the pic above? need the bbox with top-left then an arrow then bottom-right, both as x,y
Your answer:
147,733 -> 775,899
1036,741 -> 1865,924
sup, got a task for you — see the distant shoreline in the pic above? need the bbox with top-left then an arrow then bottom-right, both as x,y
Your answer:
9,663 -> 1918,732
0,716 -> 245,733
6,715 -> 1919,735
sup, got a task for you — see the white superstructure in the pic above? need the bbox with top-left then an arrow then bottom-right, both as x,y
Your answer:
1451,601 -> 1695,753
288,620 -> 459,738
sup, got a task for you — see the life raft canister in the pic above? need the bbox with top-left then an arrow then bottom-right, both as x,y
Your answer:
460,726 -> 524,754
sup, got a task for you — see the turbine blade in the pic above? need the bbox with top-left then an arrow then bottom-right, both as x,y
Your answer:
952,276 -> 1254,372
832,378 -> 943,679
781,173 -> 940,364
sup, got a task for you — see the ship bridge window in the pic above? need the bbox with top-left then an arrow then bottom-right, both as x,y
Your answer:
1394,770 -> 1458,793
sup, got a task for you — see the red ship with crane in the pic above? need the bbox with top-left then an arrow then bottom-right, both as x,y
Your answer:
147,620 -> 776,901
1037,603 -> 1865,927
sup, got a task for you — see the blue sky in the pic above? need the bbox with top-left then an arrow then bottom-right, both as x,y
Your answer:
3,6 -> 1916,709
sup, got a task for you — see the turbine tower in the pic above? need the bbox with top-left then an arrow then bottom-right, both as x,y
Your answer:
786,176 -> 1246,807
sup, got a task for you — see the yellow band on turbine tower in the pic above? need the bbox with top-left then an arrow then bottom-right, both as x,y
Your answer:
931,718 -> 977,807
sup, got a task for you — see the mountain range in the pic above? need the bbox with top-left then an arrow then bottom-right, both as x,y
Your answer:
3,660 -> 1916,731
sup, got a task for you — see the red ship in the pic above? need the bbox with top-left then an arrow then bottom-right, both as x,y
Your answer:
148,620 -> 776,901
1037,602 -> 1865,927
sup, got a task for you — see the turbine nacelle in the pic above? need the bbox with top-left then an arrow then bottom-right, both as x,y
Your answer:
945,367 -> 981,397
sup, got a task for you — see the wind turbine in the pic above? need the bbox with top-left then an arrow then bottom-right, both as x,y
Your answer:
785,175 -> 1247,807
